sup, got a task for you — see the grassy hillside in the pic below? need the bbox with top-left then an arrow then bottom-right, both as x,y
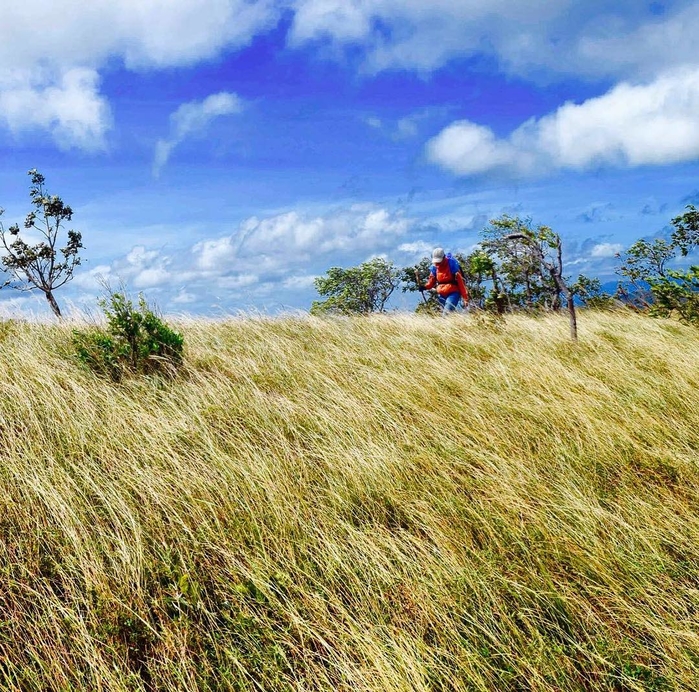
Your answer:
0,311 -> 698,691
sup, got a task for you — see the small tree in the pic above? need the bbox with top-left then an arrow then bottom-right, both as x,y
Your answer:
648,267 -> 699,324
616,238 -> 675,307
671,205 -> 699,256
311,258 -> 400,315
401,257 -> 441,314
506,225 -> 579,341
615,230 -> 699,325
0,169 -> 83,318
468,249 -> 508,313
570,275 -> 615,309
482,216 -> 553,309
72,291 -> 184,380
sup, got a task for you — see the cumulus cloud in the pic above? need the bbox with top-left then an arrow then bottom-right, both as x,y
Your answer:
3,1 -> 698,150
397,241 -> 433,255
289,0 -> 699,79
0,69 -> 111,151
427,67 -> 699,176
193,204 -> 412,274
577,2 -> 699,80
0,0 -> 279,73
74,244 -> 177,293
153,92 -> 243,176
426,121 -> 520,176
590,243 -> 624,258
0,1 -> 278,150
71,204 -> 416,310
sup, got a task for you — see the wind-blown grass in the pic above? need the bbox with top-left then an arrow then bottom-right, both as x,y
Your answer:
0,311 -> 698,691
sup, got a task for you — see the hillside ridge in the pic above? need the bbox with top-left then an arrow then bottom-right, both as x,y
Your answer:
0,312 -> 698,691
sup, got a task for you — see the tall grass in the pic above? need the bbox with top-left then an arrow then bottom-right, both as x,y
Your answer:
0,311 -> 698,691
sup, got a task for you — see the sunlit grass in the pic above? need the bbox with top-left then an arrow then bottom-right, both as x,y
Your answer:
0,310 -> 698,691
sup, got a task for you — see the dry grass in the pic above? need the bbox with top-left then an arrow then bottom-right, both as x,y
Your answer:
0,310 -> 698,691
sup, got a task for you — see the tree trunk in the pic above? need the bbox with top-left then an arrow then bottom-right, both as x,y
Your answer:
45,290 -> 62,318
490,268 -> 506,314
566,291 -> 578,342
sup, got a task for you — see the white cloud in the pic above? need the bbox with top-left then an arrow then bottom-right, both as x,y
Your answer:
82,204 -> 415,309
289,0 -> 699,79
426,121 -> 519,176
282,274 -> 318,289
397,241 -> 432,255
0,69 -> 111,151
427,67 -> 699,176
79,243 -> 177,292
577,2 -> 699,80
3,1 -> 698,152
172,290 -> 196,305
590,243 -> 623,258
153,92 -> 243,176
224,204 -> 412,264
0,1 -> 277,150
289,0 -> 567,74
0,1 -> 279,73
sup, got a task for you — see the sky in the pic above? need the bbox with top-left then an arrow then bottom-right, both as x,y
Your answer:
1,0 -> 699,317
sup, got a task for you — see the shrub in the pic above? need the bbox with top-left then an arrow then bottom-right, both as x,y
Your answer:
73,292 -> 183,379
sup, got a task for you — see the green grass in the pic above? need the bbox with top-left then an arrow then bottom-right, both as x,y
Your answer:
0,310 -> 698,691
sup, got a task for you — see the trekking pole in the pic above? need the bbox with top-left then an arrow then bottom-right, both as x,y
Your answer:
415,269 -> 429,306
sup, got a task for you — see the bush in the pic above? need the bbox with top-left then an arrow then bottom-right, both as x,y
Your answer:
73,292 -> 183,379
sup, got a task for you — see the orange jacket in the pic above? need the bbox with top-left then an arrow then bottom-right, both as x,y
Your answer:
424,258 -> 469,302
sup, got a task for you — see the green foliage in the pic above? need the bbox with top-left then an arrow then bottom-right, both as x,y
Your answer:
617,223 -> 699,325
671,204 -> 699,256
571,275 -> 616,309
400,256 -> 445,315
467,249 -> 509,313
72,328 -> 122,379
618,238 -> 675,283
648,267 -> 699,325
311,257 -> 400,315
0,170 -> 83,317
72,292 -> 184,379
482,215 -> 562,309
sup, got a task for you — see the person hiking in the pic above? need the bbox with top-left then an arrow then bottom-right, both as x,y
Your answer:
421,247 -> 469,315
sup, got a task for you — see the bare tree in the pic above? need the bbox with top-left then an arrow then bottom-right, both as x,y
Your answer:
0,169 -> 83,318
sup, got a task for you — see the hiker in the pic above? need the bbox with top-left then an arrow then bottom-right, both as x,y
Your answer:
421,247 -> 469,315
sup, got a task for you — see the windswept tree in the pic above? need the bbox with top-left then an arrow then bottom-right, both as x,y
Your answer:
616,212 -> 699,326
401,256 -> 441,313
504,222 -> 579,341
468,249 -> 508,313
482,216 -> 552,308
615,238 -> 676,308
311,258 -> 401,315
570,275 -> 615,309
671,204 -> 699,256
0,169 -> 83,318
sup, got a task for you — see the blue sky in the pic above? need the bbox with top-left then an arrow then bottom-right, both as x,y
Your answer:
1,0 -> 699,317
